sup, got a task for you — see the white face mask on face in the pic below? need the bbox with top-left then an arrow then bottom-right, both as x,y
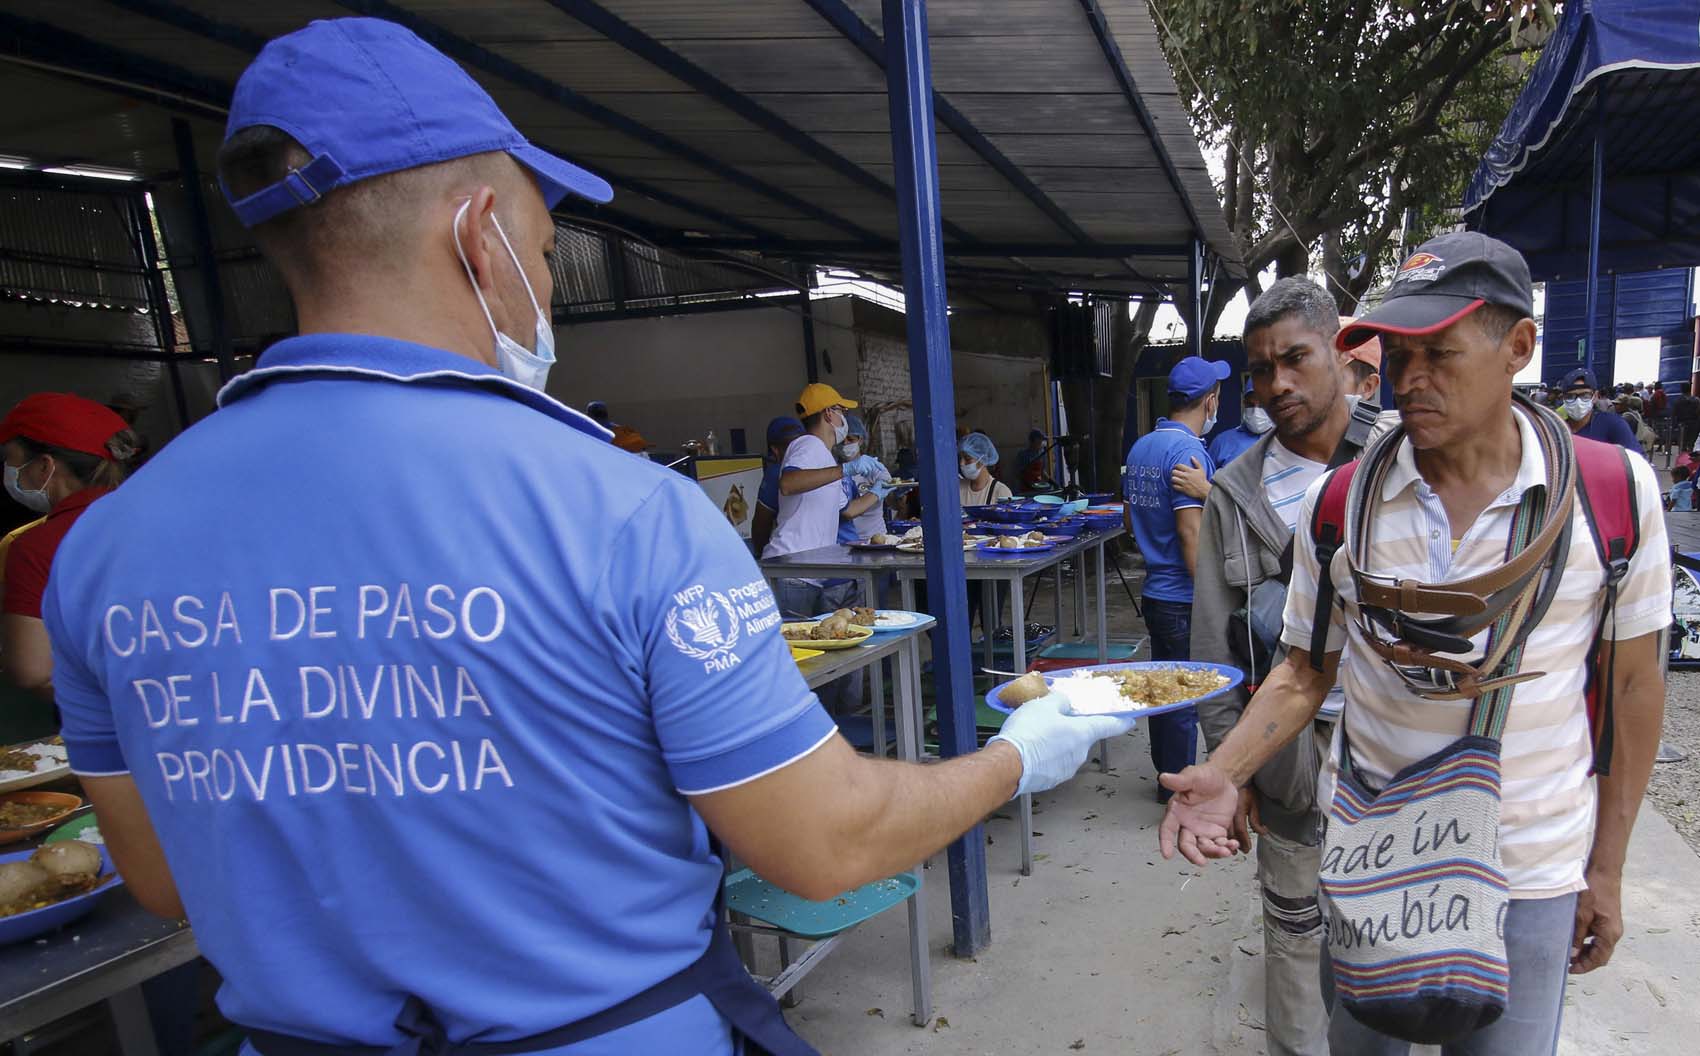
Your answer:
960,461 -> 980,481
1565,396 -> 1593,420
1242,407 -> 1274,434
1202,396 -> 1219,435
831,411 -> 849,445
452,200 -> 556,391
841,441 -> 861,460
4,460 -> 52,514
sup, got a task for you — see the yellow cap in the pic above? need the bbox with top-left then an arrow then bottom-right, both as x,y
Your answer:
795,382 -> 857,418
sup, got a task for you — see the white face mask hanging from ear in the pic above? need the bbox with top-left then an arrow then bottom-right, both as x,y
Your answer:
452,200 -> 557,391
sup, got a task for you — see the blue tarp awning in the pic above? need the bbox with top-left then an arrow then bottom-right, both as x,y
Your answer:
1463,0 -> 1700,281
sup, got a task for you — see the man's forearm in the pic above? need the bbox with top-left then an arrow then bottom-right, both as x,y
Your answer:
1589,656 -> 1665,877
1207,650 -> 1332,786
831,743 -> 1022,891
780,466 -> 842,496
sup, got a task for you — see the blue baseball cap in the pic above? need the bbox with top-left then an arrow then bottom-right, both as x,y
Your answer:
1563,367 -> 1600,392
222,18 -> 613,227
1168,356 -> 1232,401
766,416 -> 805,447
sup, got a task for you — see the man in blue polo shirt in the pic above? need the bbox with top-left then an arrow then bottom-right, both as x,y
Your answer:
42,19 -> 1133,1056
1124,355 -> 1229,800
1561,367 -> 1645,456
1206,377 -> 1271,467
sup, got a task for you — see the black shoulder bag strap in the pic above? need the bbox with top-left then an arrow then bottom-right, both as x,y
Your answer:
1276,399 -> 1382,584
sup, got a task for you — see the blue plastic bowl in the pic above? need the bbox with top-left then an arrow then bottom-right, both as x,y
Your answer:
0,845 -> 123,946
1031,494 -> 1066,505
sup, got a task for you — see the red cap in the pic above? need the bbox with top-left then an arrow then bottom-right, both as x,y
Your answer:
0,393 -> 130,459
1338,316 -> 1383,369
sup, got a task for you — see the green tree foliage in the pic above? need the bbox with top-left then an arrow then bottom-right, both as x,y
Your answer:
1150,0 -> 1553,325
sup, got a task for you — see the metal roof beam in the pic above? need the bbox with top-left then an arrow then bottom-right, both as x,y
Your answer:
1076,0 -> 1207,243
655,236 -> 1189,258
334,0 -> 885,243
540,0 -> 978,246
801,0 -> 1094,247
94,0 -> 779,240
0,11 -> 230,121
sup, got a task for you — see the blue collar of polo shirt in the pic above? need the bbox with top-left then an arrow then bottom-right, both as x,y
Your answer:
217,333 -> 613,441
1153,417 -> 1196,437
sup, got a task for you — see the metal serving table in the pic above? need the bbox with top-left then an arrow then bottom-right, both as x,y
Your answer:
753,622 -> 933,1025
0,889 -> 197,1055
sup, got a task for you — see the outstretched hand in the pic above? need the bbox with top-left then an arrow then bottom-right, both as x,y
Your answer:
1157,764 -> 1242,866
1171,458 -> 1210,501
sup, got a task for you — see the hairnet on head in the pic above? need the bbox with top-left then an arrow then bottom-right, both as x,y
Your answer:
845,413 -> 869,440
959,431 -> 999,466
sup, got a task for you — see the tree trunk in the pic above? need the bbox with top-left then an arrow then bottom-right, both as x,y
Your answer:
1275,239 -> 1310,279
1062,299 -> 1160,492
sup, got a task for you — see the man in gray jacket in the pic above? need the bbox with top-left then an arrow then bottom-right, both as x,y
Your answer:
1189,279 -> 1356,1056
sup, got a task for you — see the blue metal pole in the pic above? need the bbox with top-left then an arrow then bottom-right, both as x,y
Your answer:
881,0 -> 991,957
1583,89 -> 1605,378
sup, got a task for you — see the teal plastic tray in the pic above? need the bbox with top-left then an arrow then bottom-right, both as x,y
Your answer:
723,869 -> 919,939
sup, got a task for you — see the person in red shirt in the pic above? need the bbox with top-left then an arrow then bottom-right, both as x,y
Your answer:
1,393 -> 138,699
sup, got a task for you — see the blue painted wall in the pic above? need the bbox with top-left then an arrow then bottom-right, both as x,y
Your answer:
1544,268 -> 1693,386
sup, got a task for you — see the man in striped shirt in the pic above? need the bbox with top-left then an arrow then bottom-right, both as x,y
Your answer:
1188,278 -> 1360,1056
1160,233 -> 1670,1055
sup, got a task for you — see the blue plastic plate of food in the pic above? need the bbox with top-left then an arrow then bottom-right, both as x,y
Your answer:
0,844 -> 123,946
976,539 -> 1057,556
985,661 -> 1244,716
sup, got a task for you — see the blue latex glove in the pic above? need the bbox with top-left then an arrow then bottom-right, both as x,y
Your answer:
842,454 -> 882,479
989,693 -> 1139,797
867,479 -> 898,500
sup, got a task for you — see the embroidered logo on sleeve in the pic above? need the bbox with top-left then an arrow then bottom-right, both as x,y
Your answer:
665,581 -> 783,673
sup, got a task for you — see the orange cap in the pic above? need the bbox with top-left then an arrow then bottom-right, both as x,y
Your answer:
1339,316 -> 1382,370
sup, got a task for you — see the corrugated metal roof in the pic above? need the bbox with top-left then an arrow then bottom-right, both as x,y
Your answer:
0,185 -> 151,308
0,0 -> 1238,301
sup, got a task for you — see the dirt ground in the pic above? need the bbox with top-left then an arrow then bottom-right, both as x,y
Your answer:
1648,669 -> 1700,854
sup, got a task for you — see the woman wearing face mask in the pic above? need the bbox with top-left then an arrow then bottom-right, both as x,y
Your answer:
835,414 -> 892,544
958,432 -> 1012,505
0,393 -> 137,715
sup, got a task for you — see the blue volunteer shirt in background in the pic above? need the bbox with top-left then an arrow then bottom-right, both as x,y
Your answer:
1123,418 -> 1214,603
1573,408 -> 1644,457
836,477 -> 858,544
1207,424 -> 1261,467
757,460 -> 782,513
44,335 -> 838,1054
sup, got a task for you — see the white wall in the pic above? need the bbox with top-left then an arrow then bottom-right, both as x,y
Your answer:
547,297 -> 857,454
545,296 -> 1048,473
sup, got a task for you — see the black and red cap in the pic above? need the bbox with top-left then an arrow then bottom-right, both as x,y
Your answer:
1336,232 -> 1534,353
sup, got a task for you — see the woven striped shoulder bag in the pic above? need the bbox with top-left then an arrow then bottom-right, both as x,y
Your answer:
1317,406 -> 1575,1044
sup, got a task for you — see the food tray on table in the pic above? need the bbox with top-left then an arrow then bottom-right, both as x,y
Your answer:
0,737 -> 70,795
813,609 -> 930,632
849,540 -> 900,551
45,814 -> 103,845
985,661 -> 1243,717
976,537 -> 1056,556
0,792 -> 83,847
782,622 -> 874,650
0,844 -> 123,946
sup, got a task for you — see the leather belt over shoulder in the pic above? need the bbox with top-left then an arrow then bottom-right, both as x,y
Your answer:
1341,395 -> 1577,703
